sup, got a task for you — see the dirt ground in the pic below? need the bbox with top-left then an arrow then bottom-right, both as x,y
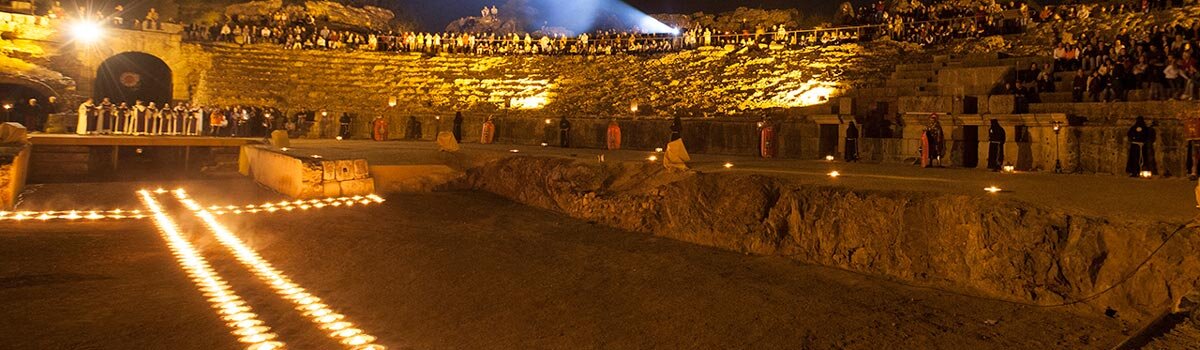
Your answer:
0,181 -> 1127,349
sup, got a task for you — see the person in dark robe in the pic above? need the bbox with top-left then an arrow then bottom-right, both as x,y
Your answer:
844,122 -> 859,162
94,98 -> 111,133
21,99 -> 43,132
151,102 -> 162,135
100,98 -> 116,134
116,102 -> 129,135
670,115 -> 682,142
303,111 -> 317,137
272,111 -> 288,131
339,112 -> 353,139
558,116 -> 571,148
45,96 -> 60,127
1144,120 -> 1158,175
922,114 -> 945,168
986,119 -> 1007,171
1126,116 -> 1150,177
452,111 -> 464,142
406,116 -> 422,140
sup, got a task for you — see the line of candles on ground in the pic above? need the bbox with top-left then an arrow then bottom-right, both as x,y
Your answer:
0,209 -> 147,221
0,191 -> 386,222
138,190 -> 286,350
174,189 -> 385,349
202,195 -> 385,216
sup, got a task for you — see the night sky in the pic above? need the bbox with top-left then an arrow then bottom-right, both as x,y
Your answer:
398,0 -> 857,31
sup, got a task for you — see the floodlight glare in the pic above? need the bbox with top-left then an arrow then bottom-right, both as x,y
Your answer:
71,21 -> 103,44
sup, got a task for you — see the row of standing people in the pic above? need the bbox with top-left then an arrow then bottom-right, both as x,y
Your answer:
76,98 -> 281,138
919,114 -> 1160,178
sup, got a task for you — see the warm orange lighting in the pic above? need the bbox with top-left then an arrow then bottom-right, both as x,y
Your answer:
985,186 -> 1002,193
647,155 -> 659,162
723,162 -> 734,169
1,208 -> 149,222
174,190 -> 385,349
828,171 -> 841,178
138,190 -> 283,349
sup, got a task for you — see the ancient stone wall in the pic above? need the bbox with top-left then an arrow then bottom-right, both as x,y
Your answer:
459,156 -> 1200,325
0,143 -> 30,210
336,113 -> 821,158
189,41 -> 920,119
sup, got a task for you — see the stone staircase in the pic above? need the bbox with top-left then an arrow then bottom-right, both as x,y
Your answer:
1037,71 -> 1156,103
883,53 -> 1053,99
195,42 -> 903,119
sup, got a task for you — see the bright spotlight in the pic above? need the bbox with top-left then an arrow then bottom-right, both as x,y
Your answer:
71,21 -> 103,44
636,15 -> 676,34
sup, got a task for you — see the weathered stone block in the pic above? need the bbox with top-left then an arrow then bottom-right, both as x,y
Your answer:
937,66 -> 1014,95
899,96 -> 956,114
323,182 -> 342,197
335,160 -> 355,181
838,97 -> 855,116
987,95 -> 1024,114
302,160 -> 323,185
353,159 -> 370,179
321,160 -> 337,181
299,182 -> 325,198
339,178 -> 376,196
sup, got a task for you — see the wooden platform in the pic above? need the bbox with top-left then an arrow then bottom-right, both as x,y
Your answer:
29,134 -> 264,147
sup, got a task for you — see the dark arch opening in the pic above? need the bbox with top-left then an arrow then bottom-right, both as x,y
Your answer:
95,52 -> 172,105
0,82 -> 53,123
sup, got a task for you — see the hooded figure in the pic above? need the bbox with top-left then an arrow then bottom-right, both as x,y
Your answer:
1126,116 -> 1151,177
406,116 -> 422,140
670,115 -> 682,142
844,122 -> 859,162
339,113 -> 353,139
452,111 -> 464,142
1145,120 -> 1158,175
987,119 -> 1006,171
558,116 -> 571,148
21,99 -> 44,132
920,114 -> 945,168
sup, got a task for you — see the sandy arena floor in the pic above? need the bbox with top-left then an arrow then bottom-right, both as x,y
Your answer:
0,180 -> 1127,349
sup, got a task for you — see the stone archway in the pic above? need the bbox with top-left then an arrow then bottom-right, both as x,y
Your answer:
94,52 -> 173,105
0,77 -> 60,123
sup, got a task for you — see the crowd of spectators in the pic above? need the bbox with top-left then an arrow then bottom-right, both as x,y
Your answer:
981,1 -> 1200,103
1045,13 -> 1198,101
175,0 -> 1018,56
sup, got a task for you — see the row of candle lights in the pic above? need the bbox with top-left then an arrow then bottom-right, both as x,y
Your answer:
1,192 -> 386,222
174,190 -> 385,349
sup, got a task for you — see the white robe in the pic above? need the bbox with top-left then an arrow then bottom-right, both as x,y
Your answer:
76,103 -> 92,135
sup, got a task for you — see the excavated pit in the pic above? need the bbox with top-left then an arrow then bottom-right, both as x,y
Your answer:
455,156 -> 1200,325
